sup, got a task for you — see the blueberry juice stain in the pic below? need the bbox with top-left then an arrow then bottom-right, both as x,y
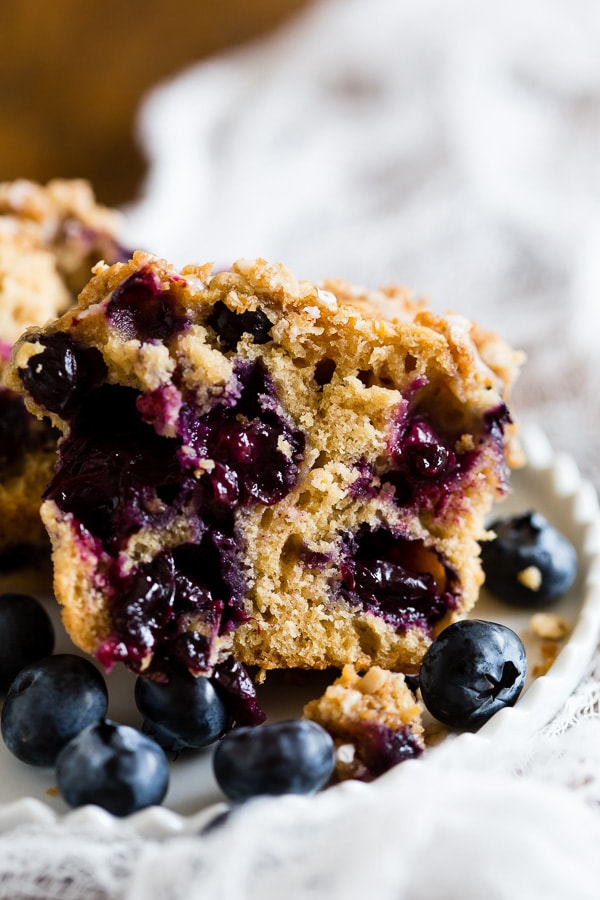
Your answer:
383,383 -> 512,511
340,526 -> 459,637
20,291 -> 303,723
340,383 -> 512,634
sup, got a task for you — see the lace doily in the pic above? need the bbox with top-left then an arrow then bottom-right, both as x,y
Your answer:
2,0 -> 600,896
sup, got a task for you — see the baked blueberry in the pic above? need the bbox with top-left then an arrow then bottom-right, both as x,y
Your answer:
213,719 -> 335,801
0,593 -> 55,692
481,511 -> 577,607
340,527 -> 459,635
135,668 -> 229,752
106,268 -> 185,343
1,654 -> 108,766
419,619 -> 527,729
207,300 -> 272,350
56,719 -> 169,816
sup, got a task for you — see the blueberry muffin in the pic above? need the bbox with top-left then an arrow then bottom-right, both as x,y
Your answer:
8,253 -> 522,710
0,178 -> 127,560
0,178 -> 127,345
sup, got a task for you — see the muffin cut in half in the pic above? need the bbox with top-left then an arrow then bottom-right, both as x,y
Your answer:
0,178 -> 127,560
9,253 -> 522,708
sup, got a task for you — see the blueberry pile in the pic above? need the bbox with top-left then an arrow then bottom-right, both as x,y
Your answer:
0,593 -> 169,816
0,510 -> 579,812
0,592 -> 333,814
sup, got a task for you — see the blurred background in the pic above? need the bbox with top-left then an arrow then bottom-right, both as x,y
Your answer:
0,0 -> 312,206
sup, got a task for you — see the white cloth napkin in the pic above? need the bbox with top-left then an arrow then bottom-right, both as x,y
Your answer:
3,0 -> 600,896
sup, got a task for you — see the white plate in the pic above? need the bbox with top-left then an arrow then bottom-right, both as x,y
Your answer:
0,423 -> 599,836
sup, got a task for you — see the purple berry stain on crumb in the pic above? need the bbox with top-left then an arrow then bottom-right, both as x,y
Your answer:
348,459 -> 378,499
137,384 -> 182,435
384,383 -> 511,511
341,527 -> 459,634
343,720 -> 424,780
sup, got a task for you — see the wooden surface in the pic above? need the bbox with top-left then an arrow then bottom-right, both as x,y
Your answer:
0,0 -> 311,206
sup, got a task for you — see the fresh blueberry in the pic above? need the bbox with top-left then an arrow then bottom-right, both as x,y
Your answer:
213,719 -> 335,802
0,594 -> 54,692
1,654 -> 108,766
419,619 -> 527,729
135,668 -> 229,751
481,511 -> 577,607
56,719 -> 169,816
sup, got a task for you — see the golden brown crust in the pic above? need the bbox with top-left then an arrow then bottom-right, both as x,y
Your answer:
10,253 -> 522,674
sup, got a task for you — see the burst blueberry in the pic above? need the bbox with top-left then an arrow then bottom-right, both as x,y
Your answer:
0,593 -> 55,692
419,619 -> 527,730
213,719 -> 335,801
56,719 -> 169,816
1,654 -> 108,766
207,300 -> 272,350
481,511 -> 577,606
340,527 -> 458,635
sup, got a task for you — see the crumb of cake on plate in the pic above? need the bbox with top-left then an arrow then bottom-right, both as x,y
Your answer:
0,178 -> 127,561
8,252 -> 522,718
303,664 -> 425,781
